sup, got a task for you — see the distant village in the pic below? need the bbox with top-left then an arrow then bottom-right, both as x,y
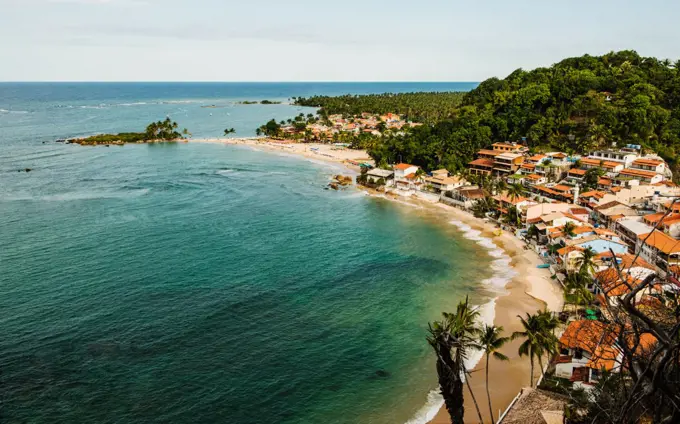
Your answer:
278,113 -> 421,141
360,139 -> 680,415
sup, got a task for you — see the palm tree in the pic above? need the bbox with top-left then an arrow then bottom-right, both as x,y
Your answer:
511,312 -> 557,387
477,325 -> 510,424
564,272 -> 594,307
563,221 -> 577,238
575,246 -> 597,276
527,224 -> 539,242
427,298 -> 485,424
506,182 -> 526,202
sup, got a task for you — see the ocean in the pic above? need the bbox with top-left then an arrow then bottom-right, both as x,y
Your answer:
0,82 -> 510,424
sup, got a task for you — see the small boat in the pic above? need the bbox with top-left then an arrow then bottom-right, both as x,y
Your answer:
536,264 -> 550,269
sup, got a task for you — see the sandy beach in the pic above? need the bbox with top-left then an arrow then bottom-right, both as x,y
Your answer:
192,137 -> 374,172
193,138 -> 564,423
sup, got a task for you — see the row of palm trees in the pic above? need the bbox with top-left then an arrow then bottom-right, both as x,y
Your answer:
428,298 -> 559,424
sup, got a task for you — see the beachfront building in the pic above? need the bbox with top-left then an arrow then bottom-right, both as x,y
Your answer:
393,163 -> 421,192
555,320 -> 619,390
423,171 -> 467,194
366,169 -> 394,185
442,186 -> 489,210
594,256 -> 657,303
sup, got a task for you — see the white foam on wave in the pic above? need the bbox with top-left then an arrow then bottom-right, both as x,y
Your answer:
0,109 -> 29,114
216,169 -> 237,176
37,188 -> 150,202
404,389 -> 445,424
404,219 -> 516,424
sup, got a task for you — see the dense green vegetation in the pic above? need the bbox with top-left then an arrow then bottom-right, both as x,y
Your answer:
297,51 -> 680,177
75,118 -> 187,145
293,92 -> 466,123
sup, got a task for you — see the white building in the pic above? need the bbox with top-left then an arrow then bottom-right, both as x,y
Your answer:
588,149 -> 640,168
393,163 -> 421,192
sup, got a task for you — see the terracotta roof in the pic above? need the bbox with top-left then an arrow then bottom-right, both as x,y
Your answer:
618,168 -> 658,179
654,181 -> 677,187
468,158 -> 495,167
521,163 -> 536,170
639,230 -> 680,254
551,152 -> 568,158
569,208 -> 589,215
581,158 -> 621,170
528,154 -> 546,161
663,202 -> 680,212
611,187 -> 623,193
560,320 -> 614,356
494,194 -> 528,205
633,158 -> 663,167
553,185 -> 572,192
458,188 -> 488,200
595,201 -> 624,211
568,169 -> 587,176
580,190 -> 605,199
404,173 -> 417,180
598,178 -> 613,186
557,245 -> 584,256
526,173 -> 543,180
477,149 -> 498,156
643,212 -> 680,225
394,163 -> 417,170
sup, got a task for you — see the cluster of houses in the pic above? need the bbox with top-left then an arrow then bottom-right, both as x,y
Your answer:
280,112 -> 421,141
364,142 -> 680,399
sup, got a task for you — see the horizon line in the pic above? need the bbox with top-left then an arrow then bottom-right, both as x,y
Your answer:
0,80 -> 480,84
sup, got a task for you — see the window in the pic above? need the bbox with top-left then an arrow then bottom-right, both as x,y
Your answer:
574,348 -> 583,360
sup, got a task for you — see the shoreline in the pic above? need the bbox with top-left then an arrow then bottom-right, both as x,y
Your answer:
192,138 -> 565,423
364,193 -> 563,424
190,137 -> 373,173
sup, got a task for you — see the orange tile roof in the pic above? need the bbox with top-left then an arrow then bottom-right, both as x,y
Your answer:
553,185 -> 572,192
643,212 -> 680,225
560,320 -> 614,356
633,158 -> 663,167
569,208 -> 589,215
477,149 -> 498,156
581,158 -> 621,170
639,230 -> 680,254
663,202 -> 680,212
568,169 -> 587,176
618,168 -> 658,179
521,163 -> 536,170
468,158 -> 495,167
580,190 -> 605,198
394,163 -> 417,170
528,154 -> 546,161
405,173 -> 417,180
587,343 -> 618,371
598,178 -> 613,186
551,152 -> 568,158
526,173 -> 543,180
611,187 -> 623,193
654,181 -> 677,187
557,245 -> 584,255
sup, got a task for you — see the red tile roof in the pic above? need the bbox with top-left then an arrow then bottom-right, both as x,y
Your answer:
618,168 -> 658,179
469,158 -> 495,167
581,158 -> 621,170
639,230 -> 680,254
394,163 -> 417,170
568,169 -> 587,176
633,158 -> 663,167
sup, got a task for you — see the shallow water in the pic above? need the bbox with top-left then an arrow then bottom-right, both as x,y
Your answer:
0,82 -> 503,424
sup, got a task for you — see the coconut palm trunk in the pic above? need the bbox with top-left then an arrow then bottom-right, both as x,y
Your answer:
463,364 -> 485,424
434,337 -> 465,423
485,354 -> 494,424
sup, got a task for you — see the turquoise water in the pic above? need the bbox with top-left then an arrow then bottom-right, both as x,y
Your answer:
0,83 -> 499,424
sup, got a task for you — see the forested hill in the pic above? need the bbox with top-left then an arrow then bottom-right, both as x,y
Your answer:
461,50 -> 680,159
293,92 -> 466,124
297,51 -> 680,175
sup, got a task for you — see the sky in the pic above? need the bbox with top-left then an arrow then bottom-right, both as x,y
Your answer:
2,0 -> 679,81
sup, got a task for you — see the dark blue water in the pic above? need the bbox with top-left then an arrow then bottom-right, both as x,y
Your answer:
0,82 -> 499,424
